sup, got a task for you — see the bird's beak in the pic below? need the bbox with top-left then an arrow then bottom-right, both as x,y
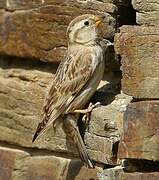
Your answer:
94,15 -> 105,27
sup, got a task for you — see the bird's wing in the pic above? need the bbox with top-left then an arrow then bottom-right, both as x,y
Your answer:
32,52 -> 95,142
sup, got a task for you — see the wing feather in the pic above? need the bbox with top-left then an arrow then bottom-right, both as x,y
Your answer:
32,52 -> 94,142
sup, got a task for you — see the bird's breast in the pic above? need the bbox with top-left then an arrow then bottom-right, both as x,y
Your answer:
66,46 -> 105,112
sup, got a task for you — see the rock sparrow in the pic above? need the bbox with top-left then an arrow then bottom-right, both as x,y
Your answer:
33,14 -> 107,168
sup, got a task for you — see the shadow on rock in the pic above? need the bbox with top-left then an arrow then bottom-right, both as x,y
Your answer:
65,159 -> 83,180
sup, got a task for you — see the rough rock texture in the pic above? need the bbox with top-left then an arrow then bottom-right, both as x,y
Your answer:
119,101 -> 159,161
0,56 -> 131,166
0,146 -> 103,180
5,146 -> 159,180
132,0 -> 159,25
0,56 -> 132,178
0,1 -> 115,63
119,172 -> 159,180
115,25 -> 159,99
4,0 -> 117,12
0,1 -> 5,9
85,92 -> 132,164
0,0 -> 130,10
98,166 -> 123,180
0,0 -> 158,179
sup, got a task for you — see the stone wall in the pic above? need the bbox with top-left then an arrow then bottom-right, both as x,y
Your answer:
0,0 -> 158,179
114,0 -> 159,179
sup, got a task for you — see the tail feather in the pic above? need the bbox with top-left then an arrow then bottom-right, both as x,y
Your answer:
76,131 -> 94,168
63,115 -> 94,168
32,132 -> 38,142
32,122 -> 44,142
32,114 -> 63,142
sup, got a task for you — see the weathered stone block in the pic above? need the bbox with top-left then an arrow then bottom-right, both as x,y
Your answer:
6,0 -> 117,13
97,166 -> 123,180
136,12 -> 159,26
0,2 -> 115,63
119,172 -> 159,180
119,101 -> 159,161
0,57 -> 75,154
85,133 -> 117,165
0,146 -> 69,180
84,93 -> 132,165
0,147 -> 16,180
1,0 -> 129,11
132,0 -> 159,25
19,155 -> 69,180
0,146 -> 104,180
115,26 -> 159,99
132,0 -> 159,12
89,93 -> 132,138
0,1 -> 5,9
64,162 -> 101,180
0,57 -> 124,165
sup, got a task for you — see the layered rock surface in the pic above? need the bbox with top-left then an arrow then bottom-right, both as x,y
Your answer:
0,56 -> 131,165
119,101 -> 159,161
115,26 -> 159,99
0,0 -> 116,63
0,0 -> 158,179
0,55 -> 133,179
0,146 -> 103,180
132,0 -> 159,25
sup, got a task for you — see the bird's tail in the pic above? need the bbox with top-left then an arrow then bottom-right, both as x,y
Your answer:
63,115 -> 94,168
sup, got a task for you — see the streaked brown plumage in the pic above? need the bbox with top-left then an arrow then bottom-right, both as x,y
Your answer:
32,14 -> 106,168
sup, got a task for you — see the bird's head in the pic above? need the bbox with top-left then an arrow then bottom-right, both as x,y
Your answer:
67,14 -> 105,45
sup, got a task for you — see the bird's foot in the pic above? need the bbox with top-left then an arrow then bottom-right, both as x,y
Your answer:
73,102 -> 101,129
82,102 -> 100,127
74,102 -> 101,114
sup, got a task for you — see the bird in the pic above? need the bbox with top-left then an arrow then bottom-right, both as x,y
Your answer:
32,14 -> 107,168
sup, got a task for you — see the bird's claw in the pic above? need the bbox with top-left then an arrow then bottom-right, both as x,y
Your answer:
82,102 -> 101,127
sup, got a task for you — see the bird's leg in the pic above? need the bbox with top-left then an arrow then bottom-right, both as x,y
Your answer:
73,102 -> 101,127
74,102 -> 101,114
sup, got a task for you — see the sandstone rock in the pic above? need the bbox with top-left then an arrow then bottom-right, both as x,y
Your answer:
1,0 -> 129,11
115,26 -> 159,99
64,162 -> 101,180
97,166 -> 123,180
6,0 -> 117,13
0,56 -> 124,165
136,12 -> 159,26
0,147 -> 18,180
98,166 -> 123,180
0,1 -> 5,9
0,56 -> 76,155
0,2 -> 115,63
118,101 -> 159,161
84,91 -> 132,165
82,71 -> 131,165
0,146 -> 105,180
79,71 -> 132,165
88,93 -> 132,138
132,0 -> 159,12
119,172 -> 159,180
85,133 -> 117,165
132,0 -> 159,25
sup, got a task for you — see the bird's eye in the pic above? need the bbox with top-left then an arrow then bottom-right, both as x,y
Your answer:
84,21 -> 89,26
